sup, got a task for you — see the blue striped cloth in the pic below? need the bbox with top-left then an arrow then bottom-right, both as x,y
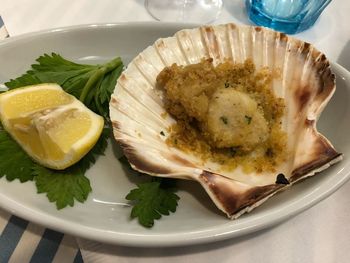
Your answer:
0,210 -> 84,262
0,16 -> 8,39
0,16 -> 84,263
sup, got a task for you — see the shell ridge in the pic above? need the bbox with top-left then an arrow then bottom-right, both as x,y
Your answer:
223,24 -> 235,60
112,98 -> 170,131
239,25 -> 253,61
262,29 -> 268,66
288,41 -> 337,177
176,30 -> 198,63
234,24 -> 243,62
117,81 -> 170,125
237,26 -> 244,62
113,107 -> 169,132
118,139 -> 197,178
133,53 -> 162,87
287,42 -> 311,173
110,112 -> 175,150
174,33 -> 191,65
154,38 -> 186,66
114,132 -> 170,153
263,29 -> 276,68
283,38 -> 308,176
200,26 -> 221,64
212,24 -> 231,61
118,72 -> 164,106
140,46 -> 168,73
251,26 -> 263,68
198,26 -> 213,63
176,28 -> 210,63
112,115 -> 172,143
271,31 -> 286,98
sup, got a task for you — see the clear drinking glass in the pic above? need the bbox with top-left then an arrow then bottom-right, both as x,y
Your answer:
145,0 -> 223,23
246,0 -> 332,34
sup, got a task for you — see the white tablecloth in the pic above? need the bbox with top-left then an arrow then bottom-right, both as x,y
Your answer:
1,1 -> 350,262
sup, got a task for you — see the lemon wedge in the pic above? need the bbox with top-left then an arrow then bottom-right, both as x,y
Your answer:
0,83 -> 104,170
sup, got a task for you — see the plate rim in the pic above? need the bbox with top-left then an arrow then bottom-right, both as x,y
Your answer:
0,23 -> 349,247
0,21 -> 199,46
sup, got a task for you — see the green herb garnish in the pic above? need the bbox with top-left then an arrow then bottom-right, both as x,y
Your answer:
33,165 -> 92,209
0,53 -> 122,209
0,129 -> 34,182
229,146 -> 240,157
245,115 -> 252,124
5,53 -> 123,119
33,127 -> 109,209
220,116 -> 228,124
224,81 -> 230,88
2,52 -> 180,227
265,147 -> 274,157
0,126 -> 110,209
119,156 -> 180,228
126,178 -> 179,227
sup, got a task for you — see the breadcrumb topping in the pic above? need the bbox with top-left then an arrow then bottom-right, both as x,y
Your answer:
156,59 -> 287,173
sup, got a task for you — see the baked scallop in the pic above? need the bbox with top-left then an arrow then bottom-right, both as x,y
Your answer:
109,23 -> 342,219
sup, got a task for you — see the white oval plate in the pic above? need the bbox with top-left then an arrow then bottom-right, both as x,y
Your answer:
0,23 -> 349,247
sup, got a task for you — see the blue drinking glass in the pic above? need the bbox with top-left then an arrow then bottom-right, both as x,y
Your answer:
246,0 -> 332,34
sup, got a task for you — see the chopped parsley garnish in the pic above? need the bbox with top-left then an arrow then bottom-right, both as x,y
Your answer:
245,115 -> 252,124
265,147 -> 274,157
220,116 -> 228,124
229,146 -> 240,157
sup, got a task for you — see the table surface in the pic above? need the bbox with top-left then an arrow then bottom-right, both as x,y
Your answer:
0,0 -> 350,262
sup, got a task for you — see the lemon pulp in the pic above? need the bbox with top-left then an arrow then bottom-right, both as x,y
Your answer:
0,83 -> 104,170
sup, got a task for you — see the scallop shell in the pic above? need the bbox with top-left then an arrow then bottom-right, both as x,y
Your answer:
109,23 -> 342,219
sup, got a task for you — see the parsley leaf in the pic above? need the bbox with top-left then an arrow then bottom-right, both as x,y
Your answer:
5,53 -> 123,118
126,179 -> 179,227
0,129 -> 35,182
220,116 -> 228,124
1,52 -> 182,226
31,127 -> 109,209
33,164 -> 92,209
0,125 -> 110,209
245,115 -> 252,124
77,127 -> 110,170
1,52 -> 118,209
